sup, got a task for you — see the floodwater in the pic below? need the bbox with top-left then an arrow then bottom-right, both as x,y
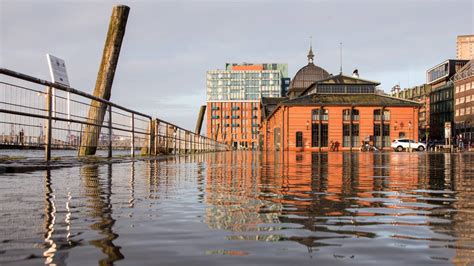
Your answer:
1,151 -> 473,265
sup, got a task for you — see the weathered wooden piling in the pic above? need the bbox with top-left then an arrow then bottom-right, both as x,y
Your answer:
79,5 -> 130,156
195,105 -> 206,134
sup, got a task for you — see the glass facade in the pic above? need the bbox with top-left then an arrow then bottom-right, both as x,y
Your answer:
207,64 -> 288,101
427,63 -> 449,83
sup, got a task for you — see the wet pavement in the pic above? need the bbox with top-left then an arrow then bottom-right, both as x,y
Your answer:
0,151 -> 473,265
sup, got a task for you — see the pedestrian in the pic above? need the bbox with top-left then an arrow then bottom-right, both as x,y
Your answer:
19,128 -> 24,146
459,134 -> 464,151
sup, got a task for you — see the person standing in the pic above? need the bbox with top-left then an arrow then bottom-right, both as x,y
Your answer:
19,128 -> 24,146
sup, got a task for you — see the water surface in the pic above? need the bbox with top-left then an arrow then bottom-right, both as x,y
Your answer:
1,151 -> 473,265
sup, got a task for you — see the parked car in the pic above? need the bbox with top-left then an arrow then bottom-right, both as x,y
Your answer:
391,138 -> 427,152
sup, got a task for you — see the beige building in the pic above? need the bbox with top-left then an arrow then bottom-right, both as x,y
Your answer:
457,35 -> 474,60
453,60 -> 474,143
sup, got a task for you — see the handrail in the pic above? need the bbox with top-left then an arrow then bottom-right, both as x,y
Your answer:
0,68 -> 151,119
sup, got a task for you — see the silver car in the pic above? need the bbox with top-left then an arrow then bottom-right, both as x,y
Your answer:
391,138 -> 426,152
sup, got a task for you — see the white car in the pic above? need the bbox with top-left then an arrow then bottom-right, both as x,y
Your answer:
391,138 -> 426,152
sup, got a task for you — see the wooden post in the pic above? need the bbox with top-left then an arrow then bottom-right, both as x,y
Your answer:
79,5 -> 130,156
45,86 -> 52,161
108,105 -> 112,158
195,105 -> 206,134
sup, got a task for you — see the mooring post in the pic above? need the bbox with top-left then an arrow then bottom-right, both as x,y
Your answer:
108,105 -> 112,158
45,86 -> 52,161
79,5 -> 130,156
131,113 -> 135,157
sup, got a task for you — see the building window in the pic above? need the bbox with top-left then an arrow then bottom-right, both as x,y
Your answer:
343,109 -> 359,121
312,108 -> 329,121
311,123 -> 328,147
374,109 -> 390,121
374,124 -> 390,148
343,124 -> 359,147
296,132 -> 303,147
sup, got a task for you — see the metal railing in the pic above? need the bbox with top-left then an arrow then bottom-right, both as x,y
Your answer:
0,68 -> 228,160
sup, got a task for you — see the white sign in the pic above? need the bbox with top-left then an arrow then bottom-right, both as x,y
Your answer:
46,54 -> 71,121
46,54 -> 70,86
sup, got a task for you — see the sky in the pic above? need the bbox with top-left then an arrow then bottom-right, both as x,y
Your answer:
1,0 -> 473,132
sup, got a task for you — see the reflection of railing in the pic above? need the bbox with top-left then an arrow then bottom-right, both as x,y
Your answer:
0,68 -> 229,160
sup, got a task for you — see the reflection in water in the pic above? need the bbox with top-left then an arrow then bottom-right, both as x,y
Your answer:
205,151 -> 474,264
43,169 -> 75,264
80,164 -> 124,264
1,151 -> 474,265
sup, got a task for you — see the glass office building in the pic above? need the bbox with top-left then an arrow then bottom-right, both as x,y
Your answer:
206,63 -> 289,149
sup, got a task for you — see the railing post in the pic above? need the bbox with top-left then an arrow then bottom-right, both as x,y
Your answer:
174,127 -> 177,154
148,118 -> 153,156
45,86 -> 52,161
108,105 -> 112,158
131,113 -> 135,157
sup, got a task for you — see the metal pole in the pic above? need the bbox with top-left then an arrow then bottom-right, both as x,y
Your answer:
131,113 -> 135,157
45,86 -> 52,161
148,118 -> 153,156
108,105 -> 112,158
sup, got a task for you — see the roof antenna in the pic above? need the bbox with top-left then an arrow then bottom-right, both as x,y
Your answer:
339,42 -> 343,74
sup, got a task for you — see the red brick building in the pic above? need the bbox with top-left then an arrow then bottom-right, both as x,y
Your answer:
261,74 -> 421,151
453,59 -> 474,142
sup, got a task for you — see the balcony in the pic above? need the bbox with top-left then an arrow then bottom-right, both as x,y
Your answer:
211,115 -> 220,119
231,115 -> 240,119
231,107 -> 240,110
211,107 -> 219,110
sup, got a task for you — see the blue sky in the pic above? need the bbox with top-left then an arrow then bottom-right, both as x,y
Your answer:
1,0 -> 473,131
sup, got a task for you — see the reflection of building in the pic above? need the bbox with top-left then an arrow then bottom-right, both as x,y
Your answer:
391,84 -> 432,141
452,153 -> 474,266
453,60 -> 474,141
206,63 -> 289,149
457,35 -> 474,60
427,59 -> 468,140
261,47 -> 421,151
